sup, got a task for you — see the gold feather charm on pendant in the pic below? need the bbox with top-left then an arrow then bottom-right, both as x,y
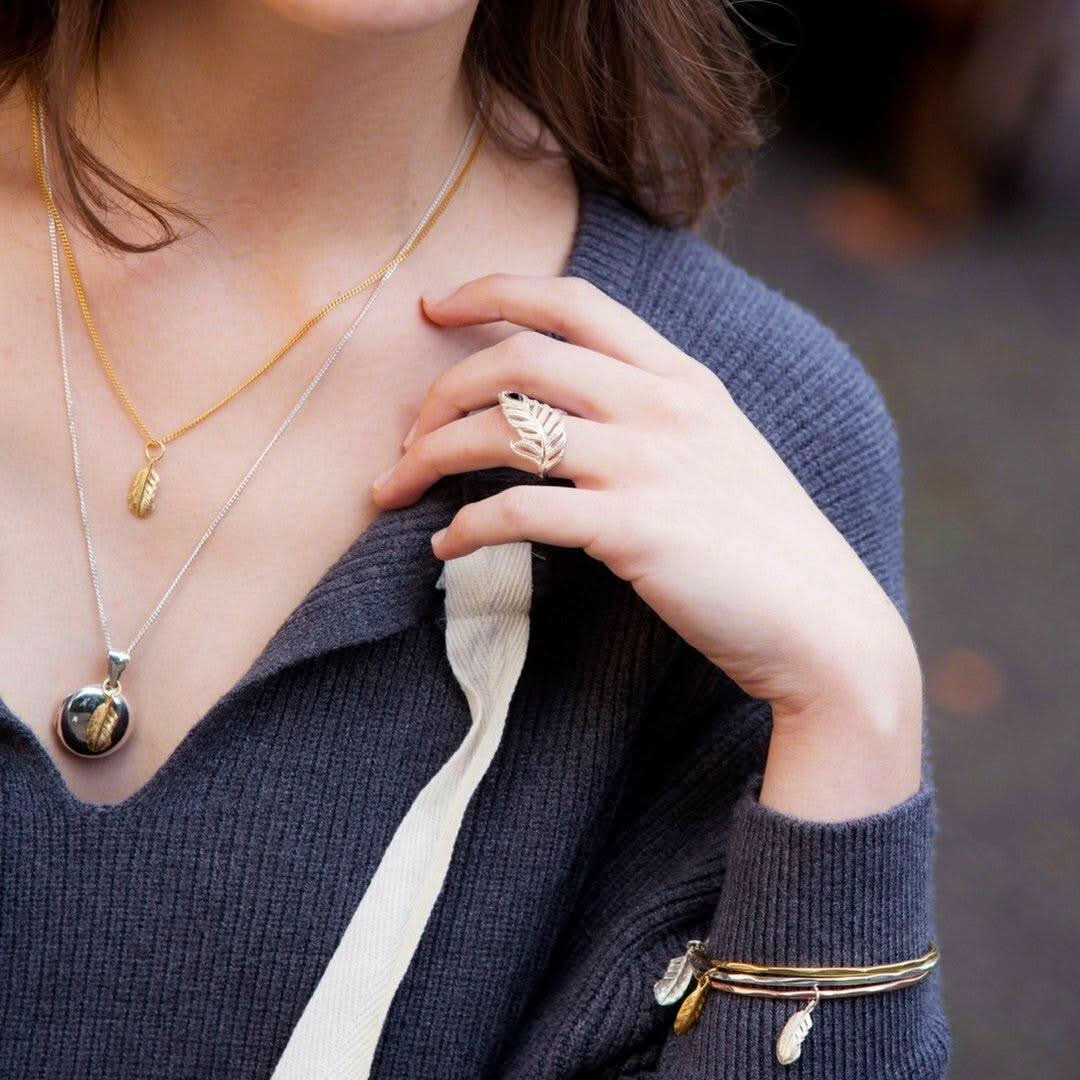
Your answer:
84,697 -> 120,754
673,973 -> 712,1035
128,463 -> 159,517
128,441 -> 165,518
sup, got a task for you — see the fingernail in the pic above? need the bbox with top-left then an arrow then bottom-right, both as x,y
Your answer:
402,419 -> 419,449
372,464 -> 394,490
431,527 -> 448,548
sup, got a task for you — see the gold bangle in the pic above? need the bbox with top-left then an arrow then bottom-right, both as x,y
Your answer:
701,942 -> 939,981
709,968 -> 931,999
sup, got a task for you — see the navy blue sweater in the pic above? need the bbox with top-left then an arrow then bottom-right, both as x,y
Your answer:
0,188 -> 949,1078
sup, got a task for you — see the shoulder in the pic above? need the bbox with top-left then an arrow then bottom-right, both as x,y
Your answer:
568,187 -> 907,609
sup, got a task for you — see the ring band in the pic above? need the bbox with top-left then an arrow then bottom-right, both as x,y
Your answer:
497,390 -> 567,479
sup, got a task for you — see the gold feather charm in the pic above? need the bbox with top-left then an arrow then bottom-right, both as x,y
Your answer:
84,697 -> 120,754
128,463 -> 159,517
128,440 -> 165,518
673,973 -> 712,1035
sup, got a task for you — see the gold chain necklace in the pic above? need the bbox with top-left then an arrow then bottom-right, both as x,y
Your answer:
39,99 -> 485,760
30,91 -> 484,519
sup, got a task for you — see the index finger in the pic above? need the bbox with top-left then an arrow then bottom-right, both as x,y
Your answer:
421,274 -> 691,376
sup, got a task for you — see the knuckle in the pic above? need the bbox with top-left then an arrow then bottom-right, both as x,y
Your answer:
561,276 -> 597,304
546,277 -> 593,335
648,380 -> 691,425
410,431 -> 441,470
503,330 -> 545,368
686,360 -> 734,402
480,272 -> 513,297
446,506 -> 470,540
497,486 -> 533,529
427,367 -> 457,406
706,370 -> 735,407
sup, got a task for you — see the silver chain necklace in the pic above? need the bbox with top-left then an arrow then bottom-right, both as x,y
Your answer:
44,113 -> 482,760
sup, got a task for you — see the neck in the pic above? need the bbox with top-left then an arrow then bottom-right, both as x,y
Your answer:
78,2 -> 477,253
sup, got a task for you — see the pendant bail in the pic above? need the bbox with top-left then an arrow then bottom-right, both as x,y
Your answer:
107,649 -> 130,686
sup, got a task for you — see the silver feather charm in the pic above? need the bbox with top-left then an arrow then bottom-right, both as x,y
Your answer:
654,941 -> 703,1005
776,996 -> 818,1065
498,390 -> 567,477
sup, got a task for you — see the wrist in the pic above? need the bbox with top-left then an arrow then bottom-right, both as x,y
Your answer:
761,606 -> 924,821
774,595 -> 923,735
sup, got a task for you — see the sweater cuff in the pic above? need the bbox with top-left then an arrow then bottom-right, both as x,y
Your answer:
706,772 -> 936,967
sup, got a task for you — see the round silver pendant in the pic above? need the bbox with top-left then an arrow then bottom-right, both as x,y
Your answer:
56,685 -> 132,758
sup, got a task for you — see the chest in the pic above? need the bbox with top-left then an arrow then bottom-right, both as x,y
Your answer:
0,240 -> 499,806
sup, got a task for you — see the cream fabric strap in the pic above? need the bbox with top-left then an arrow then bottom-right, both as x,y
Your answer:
270,541 -> 534,1078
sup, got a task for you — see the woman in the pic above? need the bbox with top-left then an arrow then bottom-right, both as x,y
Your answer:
0,1 -> 949,1077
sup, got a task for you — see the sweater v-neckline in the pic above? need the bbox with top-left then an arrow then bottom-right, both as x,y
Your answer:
0,475 -> 467,817
0,184 -> 645,817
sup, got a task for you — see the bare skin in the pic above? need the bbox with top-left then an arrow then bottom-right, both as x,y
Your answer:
0,2 -> 578,807
0,0 -> 922,818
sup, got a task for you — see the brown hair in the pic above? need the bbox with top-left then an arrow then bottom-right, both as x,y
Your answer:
1,0 -> 764,253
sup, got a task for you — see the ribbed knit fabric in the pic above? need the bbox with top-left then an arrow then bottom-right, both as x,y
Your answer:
0,187 -> 949,1079
272,541 -> 534,1077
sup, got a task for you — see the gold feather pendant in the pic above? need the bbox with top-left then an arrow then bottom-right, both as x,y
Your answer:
673,973 -> 712,1035
84,698 -> 120,754
128,462 -> 160,518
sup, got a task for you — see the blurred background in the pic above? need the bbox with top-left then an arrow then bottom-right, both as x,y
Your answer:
710,2 -> 1079,1076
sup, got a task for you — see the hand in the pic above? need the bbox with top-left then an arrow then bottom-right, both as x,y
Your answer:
372,274 -> 923,819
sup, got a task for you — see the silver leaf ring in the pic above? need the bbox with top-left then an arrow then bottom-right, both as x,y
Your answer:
497,390 -> 568,479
